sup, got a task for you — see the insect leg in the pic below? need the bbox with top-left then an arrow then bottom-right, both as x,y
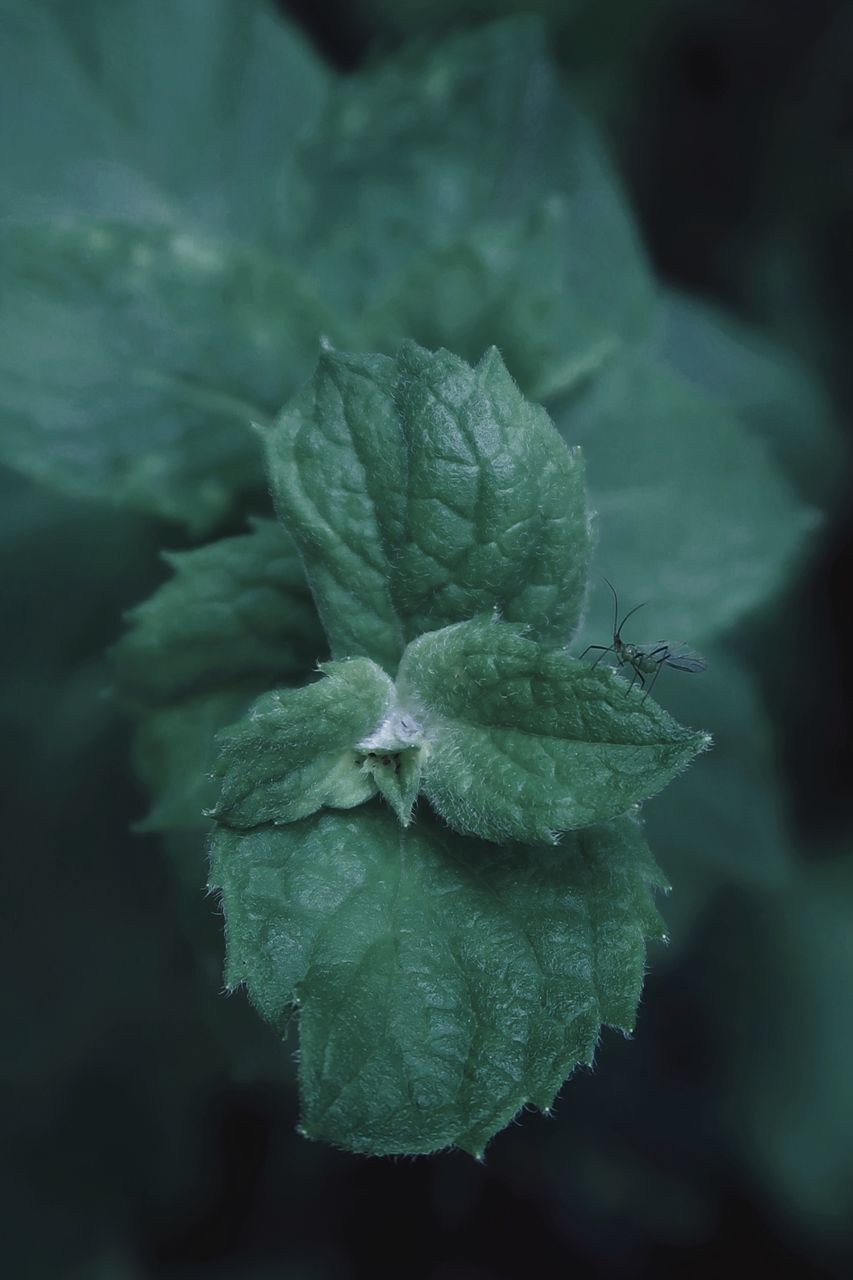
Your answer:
591,645 -> 616,669
642,660 -> 665,703
578,643 -> 610,660
626,666 -> 644,695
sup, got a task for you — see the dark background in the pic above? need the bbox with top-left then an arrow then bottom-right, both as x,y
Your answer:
3,2 -> 852,1277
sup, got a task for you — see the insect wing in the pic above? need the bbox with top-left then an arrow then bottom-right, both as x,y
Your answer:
660,644 -> 707,673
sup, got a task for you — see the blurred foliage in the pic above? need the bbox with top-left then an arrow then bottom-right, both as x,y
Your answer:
1,0 -> 851,1274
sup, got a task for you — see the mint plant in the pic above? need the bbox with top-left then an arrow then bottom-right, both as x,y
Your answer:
118,339 -> 706,1157
1,0 -> 828,1179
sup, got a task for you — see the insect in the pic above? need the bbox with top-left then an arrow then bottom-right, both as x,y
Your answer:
579,577 -> 706,700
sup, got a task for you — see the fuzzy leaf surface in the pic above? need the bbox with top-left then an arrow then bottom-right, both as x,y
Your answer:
114,518 -> 324,707
361,749 -> 422,826
210,804 -> 667,1156
266,342 -> 589,672
397,617 -> 708,844
211,660 -> 393,828
114,519 -> 324,832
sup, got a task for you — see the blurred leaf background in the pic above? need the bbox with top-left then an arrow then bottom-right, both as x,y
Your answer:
1,0 -> 851,1275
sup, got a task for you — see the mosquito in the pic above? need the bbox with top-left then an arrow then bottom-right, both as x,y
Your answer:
579,576 -> 706,700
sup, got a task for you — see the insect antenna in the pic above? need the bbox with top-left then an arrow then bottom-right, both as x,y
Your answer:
600,574 -> 620,638
616,600 -> 647,639
600,574 -> 646,640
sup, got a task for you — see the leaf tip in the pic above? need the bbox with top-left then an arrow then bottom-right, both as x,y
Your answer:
477,343 -> 504,371
457,1129 -> 489,1161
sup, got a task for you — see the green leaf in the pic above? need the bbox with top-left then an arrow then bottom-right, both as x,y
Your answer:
0,0 -> 328,238
345,0 -> 567,40
645,646 -> 795,890
557,349 -> 818,644
210,803 -> 668,1156
114,518 -> 325,832
397,617 -> 708,844
0,1 -> 336,524
0,221 -> 343,531
265,341 -> 590,672
360,748 -> 422,826
362,204 -> 616,403
211,660 -> 394,828
114,518 -> 324,707
653,289 -> 844,503
642,645 -> 796,956
291,17 -> 653,347
131,690 -> 253,834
